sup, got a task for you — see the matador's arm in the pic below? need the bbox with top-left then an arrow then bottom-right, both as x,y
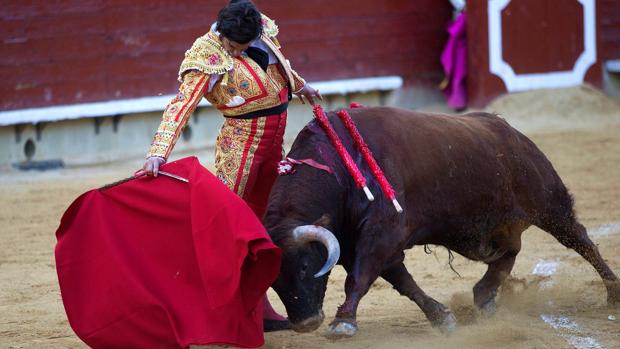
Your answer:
146,71 -> 210,160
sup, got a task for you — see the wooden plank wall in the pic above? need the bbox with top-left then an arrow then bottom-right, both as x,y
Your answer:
600,0 -> 620,61
1,1 -> 452,111
465,0 -> 500,108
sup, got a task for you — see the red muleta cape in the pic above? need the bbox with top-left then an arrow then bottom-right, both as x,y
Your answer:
55,156 -> 281,348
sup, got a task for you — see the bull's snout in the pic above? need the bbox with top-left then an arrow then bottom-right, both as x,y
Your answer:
290,310 -> 325,333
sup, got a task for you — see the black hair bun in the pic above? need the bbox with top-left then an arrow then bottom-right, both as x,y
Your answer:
217,0 -> 262,44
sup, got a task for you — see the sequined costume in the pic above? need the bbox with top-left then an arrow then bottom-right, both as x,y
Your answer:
147,14 -> 305,218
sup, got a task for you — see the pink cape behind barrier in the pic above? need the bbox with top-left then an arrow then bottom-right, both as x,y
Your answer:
441,12 -> 468,109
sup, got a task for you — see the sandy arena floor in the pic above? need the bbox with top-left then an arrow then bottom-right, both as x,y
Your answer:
1,86 -> 619,348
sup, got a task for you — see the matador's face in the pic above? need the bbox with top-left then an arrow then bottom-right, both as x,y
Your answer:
221,36 -> 251,58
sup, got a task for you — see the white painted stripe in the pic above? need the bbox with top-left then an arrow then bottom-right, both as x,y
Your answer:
534,236 -> 610,349
311,76 -> 403,95
531,259 -> 559,289
488,0 -> 597,92
541,314 -> 581,331
540,314 -> 606,349
529,221 -> 620,283
589,222 -> 620,237
565,335 -> 606,349
531,259 -> 559,276
0,76 -> 403,126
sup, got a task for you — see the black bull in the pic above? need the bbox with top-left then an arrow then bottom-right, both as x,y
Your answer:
263,107 -> 620,337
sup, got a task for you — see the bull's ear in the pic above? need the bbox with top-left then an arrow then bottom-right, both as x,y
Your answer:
312,214 -> 331,227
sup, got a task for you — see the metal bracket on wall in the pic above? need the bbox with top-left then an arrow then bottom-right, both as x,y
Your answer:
182,125 -> 192,142
94,117 -> 104,135
35,122 -> 46,141
112,114 -> 122,133
14,124 -> 24,143
379,91 -> 389,106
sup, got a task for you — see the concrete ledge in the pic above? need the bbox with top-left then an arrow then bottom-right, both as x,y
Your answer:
0,85 -> 401,167
0,76 -> 403,126
604,60 -> 620,101
607,60 -> 620,73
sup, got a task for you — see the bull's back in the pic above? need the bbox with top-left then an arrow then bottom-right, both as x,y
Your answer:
340,107 -> 564,226
345,107 -> 533,181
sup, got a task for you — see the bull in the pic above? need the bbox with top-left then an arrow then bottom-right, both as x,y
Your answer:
263,106 -> 620,338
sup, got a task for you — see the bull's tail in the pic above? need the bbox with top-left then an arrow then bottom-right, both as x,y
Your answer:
535,180 -> 576,234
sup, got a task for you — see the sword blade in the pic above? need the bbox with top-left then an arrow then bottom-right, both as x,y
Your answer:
158,171 -> 189,183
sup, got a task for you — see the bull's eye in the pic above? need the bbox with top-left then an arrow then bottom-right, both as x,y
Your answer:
299,261 -> 309,279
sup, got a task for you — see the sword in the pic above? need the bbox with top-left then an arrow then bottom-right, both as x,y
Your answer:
99,170 -> 189,190
158,171 -> 189,183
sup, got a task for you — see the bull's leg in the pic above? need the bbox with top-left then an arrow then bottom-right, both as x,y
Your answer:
473,252 -> 518,315
326,263 -> 380,338
326,237 -> 398,339
381,262 -> 457,333
473,221 -> 525,315
542,220 -> 620,305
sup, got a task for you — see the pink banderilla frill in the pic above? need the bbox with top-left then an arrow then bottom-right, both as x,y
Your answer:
337,109 -> 403,213
277,157 -> 333,176
312,105 -> 375,201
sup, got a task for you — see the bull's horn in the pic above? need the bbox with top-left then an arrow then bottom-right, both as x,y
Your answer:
292,225 -> 341,278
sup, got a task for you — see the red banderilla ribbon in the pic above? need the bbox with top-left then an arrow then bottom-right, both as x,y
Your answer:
278,157 -> 333,176
312,105 -> 375,201
337,109 -> 402,213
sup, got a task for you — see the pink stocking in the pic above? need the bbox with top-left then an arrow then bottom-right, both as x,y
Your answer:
262,294 -> 287,321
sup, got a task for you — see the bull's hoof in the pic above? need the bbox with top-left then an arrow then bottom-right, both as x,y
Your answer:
326,319 -> 358,339
437,312 -> 457,335
479,299 -> 497,317
291,310 -> 325,333
605,281 -> 620,307
427,303 -> 457,335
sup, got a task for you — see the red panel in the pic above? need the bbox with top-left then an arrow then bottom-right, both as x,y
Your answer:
0,0 -> 452,111
502,0 -> 584,74
600,0 -> 620,60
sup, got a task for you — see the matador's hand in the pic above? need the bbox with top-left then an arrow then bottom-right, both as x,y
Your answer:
295,84 -> 323,106
136,156 -> 166,177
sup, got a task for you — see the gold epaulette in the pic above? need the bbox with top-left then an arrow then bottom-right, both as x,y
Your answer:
178,32 -> 233,82
261,14 -> 279,38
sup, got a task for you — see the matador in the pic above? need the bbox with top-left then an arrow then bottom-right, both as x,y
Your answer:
141,0 -> 322,332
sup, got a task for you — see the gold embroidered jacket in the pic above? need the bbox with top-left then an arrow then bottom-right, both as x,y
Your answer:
147,15 -> 306,159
